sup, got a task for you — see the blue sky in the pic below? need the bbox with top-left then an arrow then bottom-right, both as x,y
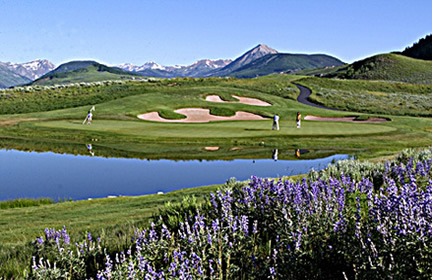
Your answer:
0,0 -> 431,66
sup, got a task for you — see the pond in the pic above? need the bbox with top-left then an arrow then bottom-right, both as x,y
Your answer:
0,149 -> 349,201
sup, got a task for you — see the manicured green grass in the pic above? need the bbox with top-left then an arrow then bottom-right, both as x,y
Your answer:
34,119 -> 396,138
209,106 -> 236,116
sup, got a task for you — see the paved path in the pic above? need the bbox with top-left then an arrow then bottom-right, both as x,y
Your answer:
293,83 -> 343,111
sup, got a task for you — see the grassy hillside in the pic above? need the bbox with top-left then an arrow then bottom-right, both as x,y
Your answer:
32,62 -> 142,86
229,53 -> 344,78
331,53 -> 432,84
298,76 -> 432,116
294,64 -> 347,77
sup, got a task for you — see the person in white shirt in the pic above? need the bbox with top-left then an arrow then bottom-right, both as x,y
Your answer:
272,114 -> 280,131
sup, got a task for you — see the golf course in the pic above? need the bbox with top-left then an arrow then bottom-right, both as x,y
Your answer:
1,0 -> 432,278
1,65 -> 432,279
0,76 -> 428,160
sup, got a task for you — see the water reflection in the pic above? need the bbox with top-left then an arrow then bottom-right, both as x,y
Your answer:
272,149 -> 278,161
0,149 -> 350,201
87,144 -> 95,156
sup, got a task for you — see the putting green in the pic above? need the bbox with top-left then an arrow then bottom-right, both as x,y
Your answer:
35,119 -> 396,139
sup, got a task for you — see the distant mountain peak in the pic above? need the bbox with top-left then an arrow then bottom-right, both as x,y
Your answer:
116,59 -> 232,77
211,44 -> 279,75
0,59 -> 55,81
253,44 -> 279,54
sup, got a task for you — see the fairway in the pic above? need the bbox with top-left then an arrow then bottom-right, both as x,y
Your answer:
35,119 -> 396,138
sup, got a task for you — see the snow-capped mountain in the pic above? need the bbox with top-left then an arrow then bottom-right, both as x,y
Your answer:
2,59 -> 56,80
117,44 -> 279,78
117,61 -> 167,72
208,44 -> 279,77
117,59 -> 232,77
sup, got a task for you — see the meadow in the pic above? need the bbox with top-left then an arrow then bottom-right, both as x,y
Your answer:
1,75 -> 432,278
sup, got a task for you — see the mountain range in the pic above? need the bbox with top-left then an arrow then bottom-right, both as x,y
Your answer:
4,43 -> 344,87
115,43 -> 343,79
117,59 -> 232,78
4,35 -> 431,88
114,44 -> 279,78
0,59 -> 55,88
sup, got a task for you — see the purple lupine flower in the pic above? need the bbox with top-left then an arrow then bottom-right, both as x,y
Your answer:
207,232 -> 212,245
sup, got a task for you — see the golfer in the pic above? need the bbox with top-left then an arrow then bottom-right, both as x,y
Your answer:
272,114 -> 280,131
296,112 -> 301,128
87,110 -> 93,125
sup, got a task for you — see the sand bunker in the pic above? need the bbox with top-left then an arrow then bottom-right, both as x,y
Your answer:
206,95 -> 271,106
137,108 -> 266,123
304,115 -> 389,123
204,146 -> 220,151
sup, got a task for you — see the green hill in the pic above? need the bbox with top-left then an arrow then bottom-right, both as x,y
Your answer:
228,53 -> 344,78
402,33 -> 432,60
32,61 -> 142,86
329,53 -> 432,84
0,64 -> 32,88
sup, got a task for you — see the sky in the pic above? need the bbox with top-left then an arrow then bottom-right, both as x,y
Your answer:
0,0 -> 431,67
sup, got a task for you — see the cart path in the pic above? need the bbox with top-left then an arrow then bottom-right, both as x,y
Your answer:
293,83 -> 343,111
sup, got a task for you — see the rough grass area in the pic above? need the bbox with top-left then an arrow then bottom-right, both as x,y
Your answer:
331,53 -> 432,84
299,76 -> 432,116
0,198 -> 55,209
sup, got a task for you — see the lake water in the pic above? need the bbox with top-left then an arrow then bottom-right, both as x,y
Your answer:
0,149 -> 349,201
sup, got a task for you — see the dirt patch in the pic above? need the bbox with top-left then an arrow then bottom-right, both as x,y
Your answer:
0,118 -> 39,127
205,95 -> 271,106
138,108 -> 266,123
304,115 -> 389,123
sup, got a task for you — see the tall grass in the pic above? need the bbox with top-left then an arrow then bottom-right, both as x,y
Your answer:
299,76 -> 432,116
0,198 -> 54,209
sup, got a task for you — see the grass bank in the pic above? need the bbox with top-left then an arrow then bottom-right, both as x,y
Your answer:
0,184 -> 220,278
